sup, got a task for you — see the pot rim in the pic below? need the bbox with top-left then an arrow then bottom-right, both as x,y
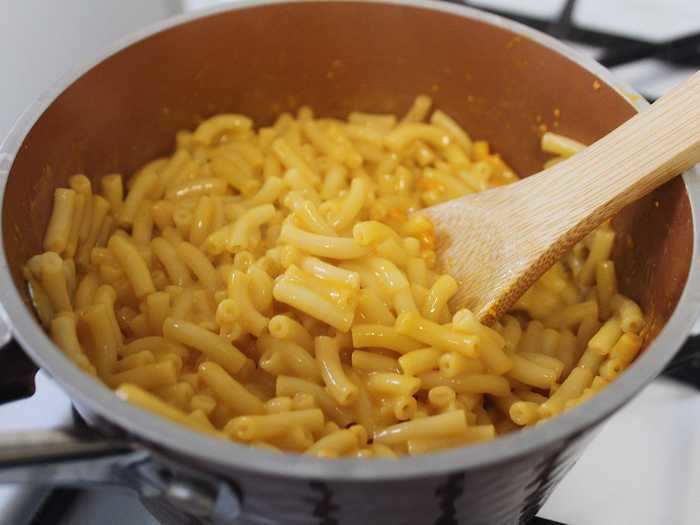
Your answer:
1,0 -> 699,482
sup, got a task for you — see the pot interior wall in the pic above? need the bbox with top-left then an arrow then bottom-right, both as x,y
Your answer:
3,1 -> 692,348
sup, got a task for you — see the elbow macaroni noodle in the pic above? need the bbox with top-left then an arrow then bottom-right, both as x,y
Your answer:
26,98 -> 645,458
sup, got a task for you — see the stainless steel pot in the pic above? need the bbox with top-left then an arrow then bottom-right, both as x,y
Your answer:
1,2 -> 699,524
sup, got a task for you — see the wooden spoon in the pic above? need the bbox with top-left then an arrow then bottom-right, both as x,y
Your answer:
423,71 -> 700,323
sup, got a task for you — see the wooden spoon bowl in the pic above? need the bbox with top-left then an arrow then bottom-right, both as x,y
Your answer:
424,71 -> 700,322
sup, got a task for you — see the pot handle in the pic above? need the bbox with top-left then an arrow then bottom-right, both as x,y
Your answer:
0,424 -> 242,523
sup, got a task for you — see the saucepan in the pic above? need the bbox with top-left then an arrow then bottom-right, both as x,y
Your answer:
0,1 -> 699,524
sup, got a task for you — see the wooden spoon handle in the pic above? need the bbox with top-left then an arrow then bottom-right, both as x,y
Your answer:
518,70 -> 700,239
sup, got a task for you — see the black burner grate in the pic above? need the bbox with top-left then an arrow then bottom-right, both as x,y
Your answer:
461,0 -> 700,101
531,519 -> 568,525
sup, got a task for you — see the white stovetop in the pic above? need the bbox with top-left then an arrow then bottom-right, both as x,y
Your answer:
1,1 -> 700,524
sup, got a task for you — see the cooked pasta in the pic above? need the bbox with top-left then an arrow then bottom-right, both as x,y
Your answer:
26,97 -> 646,458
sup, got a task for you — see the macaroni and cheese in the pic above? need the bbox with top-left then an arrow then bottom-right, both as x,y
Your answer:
25,97 -> 644,458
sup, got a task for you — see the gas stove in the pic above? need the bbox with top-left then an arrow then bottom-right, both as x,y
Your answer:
1,1 -> 699,524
